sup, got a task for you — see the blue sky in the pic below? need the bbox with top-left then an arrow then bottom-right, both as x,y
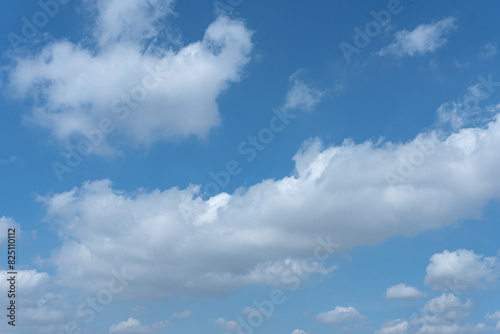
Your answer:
1,0 -> 500,333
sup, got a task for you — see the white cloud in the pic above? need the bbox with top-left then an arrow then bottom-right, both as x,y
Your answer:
7,0 -> 253,154
171,310 -> 192,319
422,293 -> 472,316
386,284 -> 426,300
89,0 -> 176,47
109,317 -> 168,334
215,317 -> 238,332
24,307 -> 64,322
379,17 -> 457,57
375,319 -> 410,334
485,311 -> 500,331
0,269 -> 49,294
36,110 -> 500,298
437,83 -> 495,130
411,294 -> 486,334
0,216 -> 19,246
284,71 -> 327,112
416,323 -> 490,334
479,42 -> 497,60
0,270 -> 71,333
242,307 -> 258,315
485,311 -> 500,320
0,156 -> 22,165
314,306 -> 365,324
424,249 -> 499,290
291,330 -> 308,334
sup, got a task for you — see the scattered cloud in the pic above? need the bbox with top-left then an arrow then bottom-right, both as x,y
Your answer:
386,283 -> 426,300
424,249 -> 499,290
283,71 -> 328,112
0,155 -> 22,165
291,330 -> 308,334
171,310 -> 192,319
215,317 -> 238,332
314,306 -> 365,324
479,42 -> 498,60
379,17 -> 457,57
375,319 -> 410,334
485,311 -> 500,320
109,317 -> 168,334
437,83 -> 495,130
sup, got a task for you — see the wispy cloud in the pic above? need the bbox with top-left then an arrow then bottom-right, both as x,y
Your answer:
378,17 -> 457,57
171,310 -> 192,319
0,155 -> 22,165
479,42 -> 498,60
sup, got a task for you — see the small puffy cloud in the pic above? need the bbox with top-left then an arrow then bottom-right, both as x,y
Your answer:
242,307 -> 258,315
479,42 -> 498,60
283,71 -> 328,112
485,311 -> 500,320
375,319 -> 410,334
171,310 -> 192,319
291,330 -> 308,334
424,249 -> 499,291
386,283 -> 426,300
109,318 -> 141,333
215,317 -> 238,332
0,156 -> 22,165
379,17 -> 457,57
314,306 -> 365,324
109,318 -> 168,334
